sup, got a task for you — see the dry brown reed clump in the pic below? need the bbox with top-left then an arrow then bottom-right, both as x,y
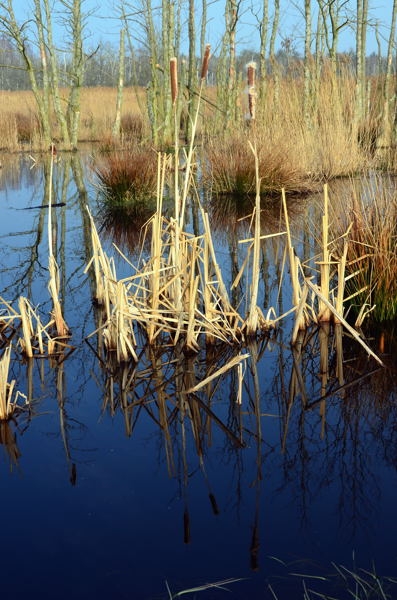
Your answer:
329,175 -> 397,324
206,130 -> 314,197
0,346 -> 28,421
205,65 -> 372,192
94,146 -> 157,207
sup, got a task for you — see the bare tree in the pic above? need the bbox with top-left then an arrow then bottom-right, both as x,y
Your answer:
355,0 -> 368,124
112,28 -> 126,139
377,1 -> 397,153
0,0 -> 87,148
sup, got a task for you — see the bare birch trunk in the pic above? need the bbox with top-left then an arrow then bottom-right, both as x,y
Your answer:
304,0 -> 312,127
43,0 -> 70,145
65,0 -> 84,149
186,0 -> 196,142
378,1 -> 397,153
355,0 -> 368,126
259,0 -> 269,101
0,1 -> 52,145
112,28 -> 125,140
269,0 -> 280,109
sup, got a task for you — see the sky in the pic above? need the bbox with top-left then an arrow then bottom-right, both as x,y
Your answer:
12,0 -> 395,56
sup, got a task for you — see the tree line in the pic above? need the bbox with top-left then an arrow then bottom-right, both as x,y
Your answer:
0,0 -> 396,148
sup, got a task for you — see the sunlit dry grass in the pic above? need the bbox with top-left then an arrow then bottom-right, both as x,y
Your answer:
0,87 -> 148,149
94,146 -> 157,206
330,175 -> 397,323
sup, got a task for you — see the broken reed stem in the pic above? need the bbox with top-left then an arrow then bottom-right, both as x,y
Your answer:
245,141 -> 261,335
0,346 -> 13,419
318,184 -> 331,321
335,240 -> 348,322
18,297 -> 33,358
282,189 -> 304,329
305,277 -> 384,367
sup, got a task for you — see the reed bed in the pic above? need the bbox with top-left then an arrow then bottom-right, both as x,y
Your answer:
0,345 -> 28,420
329,175 -> 397,323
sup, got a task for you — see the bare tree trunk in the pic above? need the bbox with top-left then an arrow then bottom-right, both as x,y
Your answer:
224,0 -> 238,125
64,0 -> 84,148
378,1 -> 397,153
200,0 -> 207,61
43,0 -> 70,145
269,0 -> 280,108
186,0 -> 196,142
355,0 -> 368,125
304,0 -> 312,126
112,28 -> 125,140
0,1 -> 52,145
259,0 -> 269,101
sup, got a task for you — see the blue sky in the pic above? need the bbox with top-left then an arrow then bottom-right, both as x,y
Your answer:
13,0 -> 394,56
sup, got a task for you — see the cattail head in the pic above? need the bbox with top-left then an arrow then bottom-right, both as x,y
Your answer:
170,57 -> 178,105
201,44 -> 211,81
247,61 -> 256,88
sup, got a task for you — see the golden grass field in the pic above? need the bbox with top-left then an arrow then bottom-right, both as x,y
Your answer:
0,86 -> 147,150
0,72 -> 389,183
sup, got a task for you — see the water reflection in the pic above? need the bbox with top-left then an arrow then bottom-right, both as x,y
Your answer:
0,158 -> 396,598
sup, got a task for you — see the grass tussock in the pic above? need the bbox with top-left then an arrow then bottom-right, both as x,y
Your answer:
206,67 -> 371,195
94,146 -> 157,207
330,175 -> 397,323
206,131 -> 314,197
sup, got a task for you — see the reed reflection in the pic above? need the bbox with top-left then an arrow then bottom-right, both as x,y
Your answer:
87,317 -> 397,569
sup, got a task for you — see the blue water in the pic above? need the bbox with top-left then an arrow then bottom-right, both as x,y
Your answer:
0,155 -> 396,599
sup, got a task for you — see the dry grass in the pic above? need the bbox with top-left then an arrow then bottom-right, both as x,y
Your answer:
330,175 -> 397,323
0,346 -> 28,420
0,87 -> 148,149
206,130 -> 314,197
94,146 -> 157,206
206,68 -> 371,195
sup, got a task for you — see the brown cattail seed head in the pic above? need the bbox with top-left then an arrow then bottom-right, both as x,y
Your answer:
247,61 -> 256,87
201,44 -> 211,81
170,57 -> 178,105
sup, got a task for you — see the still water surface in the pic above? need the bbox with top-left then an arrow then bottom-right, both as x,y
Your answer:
0,154 -> 396,599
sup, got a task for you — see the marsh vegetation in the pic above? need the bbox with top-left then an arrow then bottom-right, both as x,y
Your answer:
0,1 -> 397,598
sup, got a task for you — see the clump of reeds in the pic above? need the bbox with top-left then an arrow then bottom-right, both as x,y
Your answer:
85,47 -> 287,360
284,185 -> 384,366
18,296 -> 71,358
0,345 -> 28,420
94,146 -> 157,207
330,175 -> 397,324
14,111 -> 37,143
206,132 -> 315,198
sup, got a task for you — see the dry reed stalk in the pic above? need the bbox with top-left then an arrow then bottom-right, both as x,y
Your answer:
244,142 -> 261,335
282,189 -> 305,329
147,154 -> 168,343
291,283 -> 309,345
185,353 -> 249,394
317,185 -> 331,322
334,240 -> 349,323
304,277 -> 384,366
18,296 -> 34,358
0,346 -> 27,420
